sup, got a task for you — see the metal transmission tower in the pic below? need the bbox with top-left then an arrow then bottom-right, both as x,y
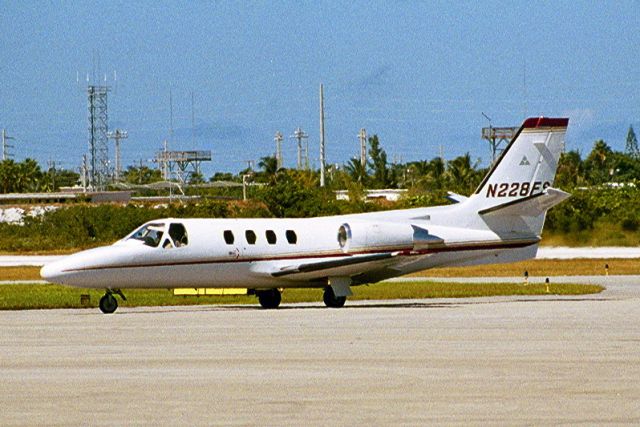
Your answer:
481,113 -> 517,163
107,129 -> 128,181
358,128 -> 367,168
87,85 -> 110,190
274,131 -> 283,169
291,127 -> 308,170
2,129 -> 15,160
154,150 -> 211,185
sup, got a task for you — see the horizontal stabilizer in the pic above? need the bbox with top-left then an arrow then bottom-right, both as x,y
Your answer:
478,187 -> 570,217
271,253 -> 395,278
445,192 -> 468,204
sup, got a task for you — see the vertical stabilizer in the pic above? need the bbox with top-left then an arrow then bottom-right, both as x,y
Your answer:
473,117 -> 568,208
466,117 -> 569,237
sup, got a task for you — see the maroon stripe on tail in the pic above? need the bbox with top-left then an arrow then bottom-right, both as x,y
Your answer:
522,117 -> 569,129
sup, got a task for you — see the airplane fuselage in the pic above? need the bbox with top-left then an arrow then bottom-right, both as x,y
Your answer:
41,205 -> 538,290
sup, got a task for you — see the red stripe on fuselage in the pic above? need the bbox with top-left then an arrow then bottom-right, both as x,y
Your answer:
62,239 -> 538,273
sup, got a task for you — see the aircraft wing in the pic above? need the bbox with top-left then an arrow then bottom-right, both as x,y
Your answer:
267,252 -> 398,279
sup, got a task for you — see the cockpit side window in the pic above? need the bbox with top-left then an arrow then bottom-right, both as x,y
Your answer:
168,223 -> 189,247
129,223 -> 165,247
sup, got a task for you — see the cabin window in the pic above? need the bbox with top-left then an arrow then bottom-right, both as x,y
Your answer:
285,230 -> 297,244
129,223 -> 165,248
168,223 -> 188,247
245,230 -> 257,244
223,230 -> 234,244
266,230 -> 277,244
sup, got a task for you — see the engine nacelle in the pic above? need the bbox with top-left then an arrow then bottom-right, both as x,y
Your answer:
337,221 -> 441,253
337,222 -> 412,253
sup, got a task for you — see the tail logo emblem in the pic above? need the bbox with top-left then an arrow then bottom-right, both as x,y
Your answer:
519,156 -> 530,166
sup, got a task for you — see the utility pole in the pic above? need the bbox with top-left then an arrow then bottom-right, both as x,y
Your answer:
242,174 -> 251,201
319,84 -> 326,187
47,160 -> 56,191
191,90 -> 196,146
291,127 -> 308,170
81,155 -> 88,192
358,128 -> 367,168
1,129 -> 15,161
107,129 -> 128,181
138,159 -> 145,185
161,140 -> 169,180
274,131 -> 283,170
169,88 -> 174,145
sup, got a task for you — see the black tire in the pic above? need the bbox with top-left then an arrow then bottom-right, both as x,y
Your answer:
323,287 -> 346,308
99,294 -> 118,314
257,289 -> 281,309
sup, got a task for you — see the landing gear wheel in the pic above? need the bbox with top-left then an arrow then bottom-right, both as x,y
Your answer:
323,287 -> 346,308
257,289 -> 281,309
99,293 -> 118,314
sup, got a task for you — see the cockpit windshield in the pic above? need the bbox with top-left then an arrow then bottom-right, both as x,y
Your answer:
129,223 -> 165,247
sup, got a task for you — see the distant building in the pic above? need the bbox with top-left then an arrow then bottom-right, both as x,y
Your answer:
335,189 -> 407,202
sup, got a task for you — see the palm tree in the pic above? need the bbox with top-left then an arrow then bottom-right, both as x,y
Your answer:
258,155 -> 278,175
344,157 -> 368,184
0,160 -> 18,193
18,158 -> 43,192
446,153 -> 480,194
585,140 -> 613,184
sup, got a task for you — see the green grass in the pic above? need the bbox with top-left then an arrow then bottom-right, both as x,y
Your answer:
3,257 -> 637,283
0,281 -> 604,311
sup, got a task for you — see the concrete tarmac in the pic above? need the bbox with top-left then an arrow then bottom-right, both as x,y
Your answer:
1,282 -> 640,425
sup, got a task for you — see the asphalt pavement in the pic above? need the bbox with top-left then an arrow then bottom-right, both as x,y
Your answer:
0,279 -> 639,425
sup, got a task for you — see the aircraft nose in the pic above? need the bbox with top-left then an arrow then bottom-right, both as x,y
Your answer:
40,262 -> 63,282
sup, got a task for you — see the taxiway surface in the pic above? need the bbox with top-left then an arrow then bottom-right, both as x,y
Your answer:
1,281 -> 639,425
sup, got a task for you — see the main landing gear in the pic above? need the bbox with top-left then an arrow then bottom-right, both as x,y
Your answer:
256,288 -> 281,309
254,287 -> 348,309
99,290 -> 127,314
323,286 -> 346,308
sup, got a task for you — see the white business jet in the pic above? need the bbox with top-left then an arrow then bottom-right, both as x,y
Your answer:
41,117 -> 569,313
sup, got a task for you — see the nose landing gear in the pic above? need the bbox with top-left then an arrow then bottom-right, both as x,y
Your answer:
99,290 -> 127,314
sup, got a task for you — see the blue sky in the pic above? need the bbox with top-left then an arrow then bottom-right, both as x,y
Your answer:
1,1 -> 639,176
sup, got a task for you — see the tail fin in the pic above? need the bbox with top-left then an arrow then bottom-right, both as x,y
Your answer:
473,117 -> 568,208
467,117 -> 569,237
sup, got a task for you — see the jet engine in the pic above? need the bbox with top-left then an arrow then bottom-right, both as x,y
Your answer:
337,221 -> 443,254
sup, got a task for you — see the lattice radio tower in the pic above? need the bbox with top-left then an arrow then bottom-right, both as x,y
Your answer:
88,84 -> 110,190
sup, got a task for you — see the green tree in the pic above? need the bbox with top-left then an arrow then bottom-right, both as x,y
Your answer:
0,160 -> 18,193
53,169 -> 80,189
257,170 -> 339,217
209,172 -> 235,182
446,153 -> 481,194
626,125 -> 639,160
555,150 -> 584,189
256,155 -> 279,183
406,157 -> 446,190
122,165 -> 163,185
584,140 -> 614,184
20,159 -> 43,191
343,157 -> 368,184
188,172 -> 205,185
368,135 -> 390,188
